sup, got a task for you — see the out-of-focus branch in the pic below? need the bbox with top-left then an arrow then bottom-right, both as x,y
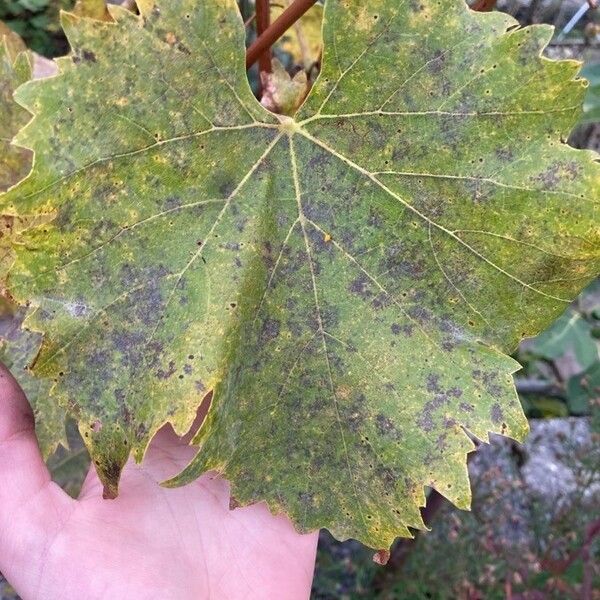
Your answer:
255,0 -> 272,74
471,0 -> 497,12
246,0 -> 317,69
514,378 -> 564,398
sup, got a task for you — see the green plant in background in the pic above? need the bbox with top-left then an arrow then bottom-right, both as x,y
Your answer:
0,0 -> 74,57
581,61 -> 600,125
517,280 -> 600,418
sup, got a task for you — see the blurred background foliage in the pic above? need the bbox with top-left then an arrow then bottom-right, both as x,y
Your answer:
0,0 -> 599,598
0,0 -> 74,57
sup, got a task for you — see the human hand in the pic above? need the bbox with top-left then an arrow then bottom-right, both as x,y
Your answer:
0,365 -> 318,599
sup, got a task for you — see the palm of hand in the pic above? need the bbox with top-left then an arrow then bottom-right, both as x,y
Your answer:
0,367 -> 317,599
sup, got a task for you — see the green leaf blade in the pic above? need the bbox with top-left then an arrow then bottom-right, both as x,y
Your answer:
1,0 -> 598,550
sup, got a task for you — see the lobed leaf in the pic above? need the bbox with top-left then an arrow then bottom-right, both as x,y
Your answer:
0,32 -> 65,456
0,36 -> 31,193
0,0 -> 598,548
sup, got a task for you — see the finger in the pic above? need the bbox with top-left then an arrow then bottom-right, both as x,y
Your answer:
0,363 -> 51,505
0,364 -> 71,561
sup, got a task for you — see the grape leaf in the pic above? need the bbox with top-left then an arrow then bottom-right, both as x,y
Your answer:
0,34 -> 66,457
1,0 -> 599,549
0,38 -> 31,193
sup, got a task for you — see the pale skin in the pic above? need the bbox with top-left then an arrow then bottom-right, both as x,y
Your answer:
0,365 -> 318,599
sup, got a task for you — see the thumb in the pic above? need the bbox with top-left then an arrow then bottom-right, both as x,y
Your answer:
0,363 -> 71,571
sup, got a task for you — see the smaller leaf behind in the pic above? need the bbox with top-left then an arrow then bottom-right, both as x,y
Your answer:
0,38 -> 32,193
74,0 -> 112,22
0,22 -> 27,62
0,37 -> 66,457
0,307 -> 67,457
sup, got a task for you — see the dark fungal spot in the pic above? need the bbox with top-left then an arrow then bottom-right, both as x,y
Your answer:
428,49 -> 446,74
416,403 -> 435,432
261,318 -> 280,342
426,374 -> 441,393
495,147 -> 514,162
444,417 -> 457,429
82,50 -> 97,63
375,413 -> 402,440
490,403 -> 504,424
163,195 -> 182,210
156,360 -> 177,380
407,306 -> 432,323
436,433 -> 448,451
348,275 -> 372,299
442,340 -> 455,352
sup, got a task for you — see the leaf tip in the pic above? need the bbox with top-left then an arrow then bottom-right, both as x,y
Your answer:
102,484 -> 118,500
372,549 -> 390,565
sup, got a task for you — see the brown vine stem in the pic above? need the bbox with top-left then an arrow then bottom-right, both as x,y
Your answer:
255,0 -> 273,74
246,0 -> 317,69
471,0 -> 497,11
